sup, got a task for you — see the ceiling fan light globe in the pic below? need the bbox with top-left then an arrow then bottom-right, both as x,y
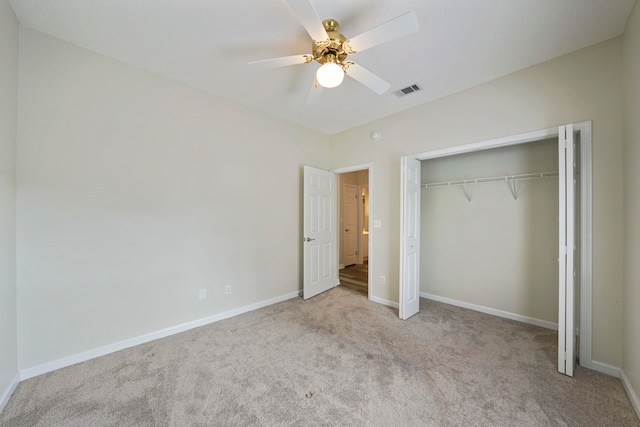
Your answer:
316,62 -> 344,88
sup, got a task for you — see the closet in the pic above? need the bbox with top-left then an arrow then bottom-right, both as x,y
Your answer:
420,138 -> 564,327
400,123 -> 592,376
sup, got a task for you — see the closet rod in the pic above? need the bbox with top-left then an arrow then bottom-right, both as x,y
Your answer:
422,171 -> 558,188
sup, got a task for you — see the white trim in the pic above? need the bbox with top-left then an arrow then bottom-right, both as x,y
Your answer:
332,163 -> 373,303
367,164 -> 373,302
357,184 -> 369,265
0,372 -> 20,414
421,292 -> 558,331
339,263 -> 345,270
19,291 -> 300,381
621,370 -> 640,420
399,158 -> 406,318
369,296 -> 399,309
591,360 -> 621,378
575,121 -> 593,369
332,163 -> 372,174
412,126 -> 558,161
558,125 -> 569,374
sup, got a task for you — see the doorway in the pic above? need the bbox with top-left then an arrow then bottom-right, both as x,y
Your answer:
399,122 -> 593,376
335,166 -> 371,298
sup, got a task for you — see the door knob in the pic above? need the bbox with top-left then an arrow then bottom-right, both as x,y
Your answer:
304,237 -> 315,242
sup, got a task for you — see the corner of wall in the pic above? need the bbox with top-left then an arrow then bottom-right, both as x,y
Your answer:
0,0 -> 20,415
622,0 -> 640,418
0,373 -> 19,414
621,370 -> 640,421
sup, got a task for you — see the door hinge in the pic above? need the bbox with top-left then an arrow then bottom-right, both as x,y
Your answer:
560,128 -> 567,149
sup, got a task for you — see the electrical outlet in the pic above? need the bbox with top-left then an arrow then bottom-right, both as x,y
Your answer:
380,276 -> 386,285
198,289 -> 207,301
374,220 -> 382,228
225,285 -> 231,295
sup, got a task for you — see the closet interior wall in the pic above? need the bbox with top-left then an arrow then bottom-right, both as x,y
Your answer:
420,138 -> 562,327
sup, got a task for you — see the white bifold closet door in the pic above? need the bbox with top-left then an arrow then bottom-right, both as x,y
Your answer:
558,124 -> 577,377
400,156 -> 421,320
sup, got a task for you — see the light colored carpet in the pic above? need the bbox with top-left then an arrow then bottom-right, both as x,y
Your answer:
1,287 -> 638,426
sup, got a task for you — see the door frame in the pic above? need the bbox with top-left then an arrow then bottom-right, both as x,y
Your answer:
333,163 -> 373,301
400,122 -> 593,370
357,184 -> 369,265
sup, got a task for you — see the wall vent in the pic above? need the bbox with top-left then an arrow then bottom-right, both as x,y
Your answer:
393,83 -> 422,98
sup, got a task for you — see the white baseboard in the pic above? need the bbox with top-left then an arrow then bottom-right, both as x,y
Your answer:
591,360 -> 621,378
369,295 -> 399,309
420,292 -> 558,331
19,291 -> 300,381
621,369 -> 640,420
0,372 -> 20,414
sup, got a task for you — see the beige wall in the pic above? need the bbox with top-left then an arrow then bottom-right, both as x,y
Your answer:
16,28 -> 329,370
0,0 -> 18,407
421,140 -> 559,324
622,0 -> 640,410
3,5 -> 636,407
330,38 -> 624,367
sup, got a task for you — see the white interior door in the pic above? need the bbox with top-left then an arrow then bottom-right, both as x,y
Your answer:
343,184 -> 358,266
558,124 -> 577,376
304,166 -> 338,299
400,156 -> 421,320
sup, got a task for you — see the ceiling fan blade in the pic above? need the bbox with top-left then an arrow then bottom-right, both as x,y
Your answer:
346,12 -> 418,53
346,63 -> 391,95
286,0 -> 329,42
248,54 -> 310,69
306,77 -> 323,105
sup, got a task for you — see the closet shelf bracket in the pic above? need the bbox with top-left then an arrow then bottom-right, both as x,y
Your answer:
509,179 -> 518,201
462,183 -> 472,202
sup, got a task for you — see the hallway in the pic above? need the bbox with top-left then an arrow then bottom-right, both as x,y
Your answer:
339,263 -> 368,296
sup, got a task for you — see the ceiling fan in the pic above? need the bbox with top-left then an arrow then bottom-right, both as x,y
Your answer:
249,0 -> 419,97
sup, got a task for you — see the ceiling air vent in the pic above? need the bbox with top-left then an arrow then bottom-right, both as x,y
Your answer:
393,83 -> 422,98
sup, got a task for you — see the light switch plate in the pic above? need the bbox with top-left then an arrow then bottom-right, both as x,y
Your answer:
373,220 -> 382,228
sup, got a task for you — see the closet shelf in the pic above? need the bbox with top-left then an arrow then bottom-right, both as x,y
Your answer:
422,171 -> 558,188
422,171 -> 559,202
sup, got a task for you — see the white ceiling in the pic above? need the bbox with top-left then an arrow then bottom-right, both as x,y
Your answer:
8,0 -> 637,135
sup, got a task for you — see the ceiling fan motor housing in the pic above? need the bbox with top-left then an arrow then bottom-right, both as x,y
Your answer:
312,19 -> 354,70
